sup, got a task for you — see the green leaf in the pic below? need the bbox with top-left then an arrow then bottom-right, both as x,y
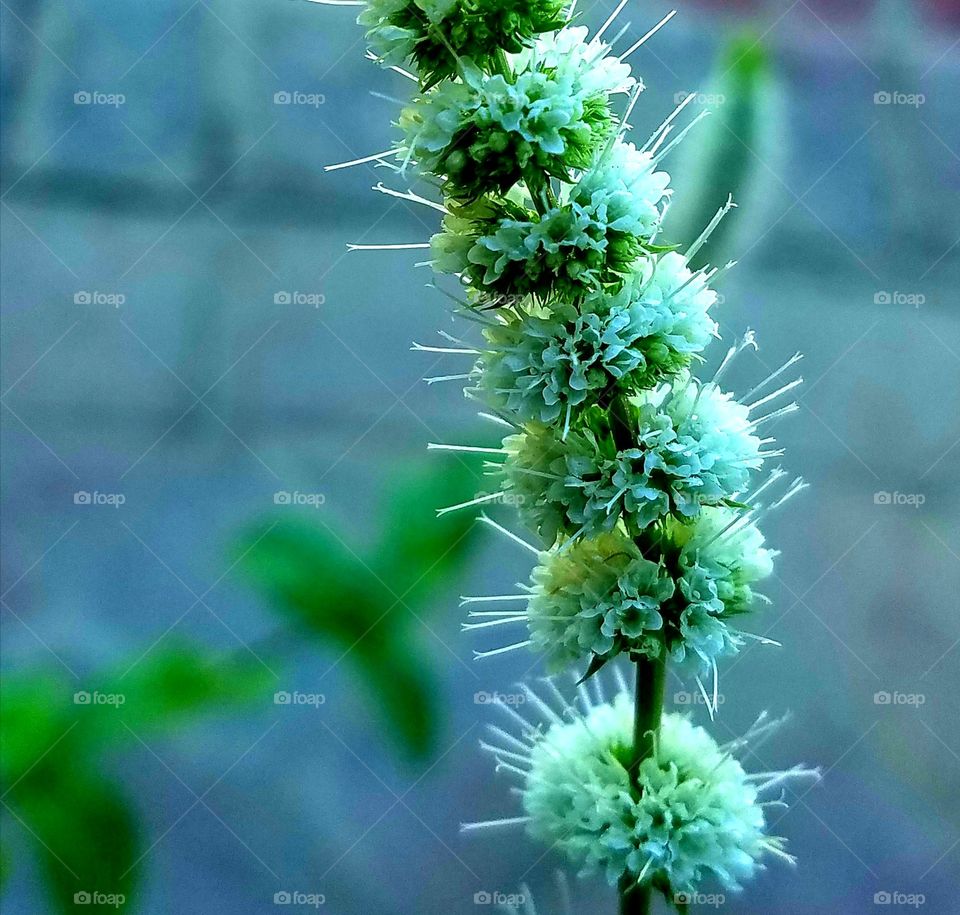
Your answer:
18,768 -> 138,915
375,460 -> 483,608
662,32 -> 782,268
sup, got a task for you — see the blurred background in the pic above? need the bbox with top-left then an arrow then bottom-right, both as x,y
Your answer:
1,0 -> 958,912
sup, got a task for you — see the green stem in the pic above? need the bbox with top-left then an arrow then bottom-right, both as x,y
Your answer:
619,652 -> 666,915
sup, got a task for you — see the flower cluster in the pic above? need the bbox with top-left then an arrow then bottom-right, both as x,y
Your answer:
500,375 -> 764,544
432,141 -> 670,296
472,250 -> 718,426
401,27 -> 633,200
361,0 -> 568,87
526,507 -> 775,676
474,685 -> 815,894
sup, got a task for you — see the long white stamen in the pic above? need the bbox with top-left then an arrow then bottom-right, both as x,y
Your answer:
374,183 -> 447,213
745,467 -> 787,503
461,816 -> 531,833
461,595 -> 529,606
523,684 -> 564,725
768,477 -> 809,512
622,10 -> 678,59
479,742 -> 532,767
743,353 -> 804,402
642,92 -> 697,152
424,373 -> 473,385
478,513 -> 541,555
695,676 -> 715,720
737,631 -> 782,647
437,492 -> 505,516
325,148 -> 395,172
306,0 -> 364,5
596,0 -> 630,42
364,51 -> 417,81
477,411 -> 516,429
652,110 -> 711,164
412,343 -> 478,355
473,640 -> 533,659
462,617 -> 527,631
686,194 -> 737,260
748,402 -> 800,428
347,242 -> 431,251
487,724 -> 532,754
428,443 -> 504,454
747,378 -> 804,412
711,330 -> 757,387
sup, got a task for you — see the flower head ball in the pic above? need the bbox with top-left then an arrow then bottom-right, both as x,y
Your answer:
402,27 -> 635,200
527,530 -> 674,669
500,380 -> 764,544
473,251 -> 718,426
360,0 -> 568,87
432,142 -> 670,296
472,684 -> 816,895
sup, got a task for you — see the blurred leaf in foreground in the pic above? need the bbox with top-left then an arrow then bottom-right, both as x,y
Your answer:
1,644 -> 267,914
236,461 -> 482,760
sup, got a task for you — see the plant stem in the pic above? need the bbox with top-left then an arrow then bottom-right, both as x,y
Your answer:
619,652 -> 667,915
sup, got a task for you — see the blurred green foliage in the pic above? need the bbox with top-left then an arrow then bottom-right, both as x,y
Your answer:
663,32 -> 781,267
2,462 -> 482,912
235,461 -> 482,760
1,645 -> 269,913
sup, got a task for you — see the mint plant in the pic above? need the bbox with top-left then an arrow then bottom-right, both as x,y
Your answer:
319,2 -> 818,911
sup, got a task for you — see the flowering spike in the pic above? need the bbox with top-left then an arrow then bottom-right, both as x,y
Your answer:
322,3 -> 817,907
